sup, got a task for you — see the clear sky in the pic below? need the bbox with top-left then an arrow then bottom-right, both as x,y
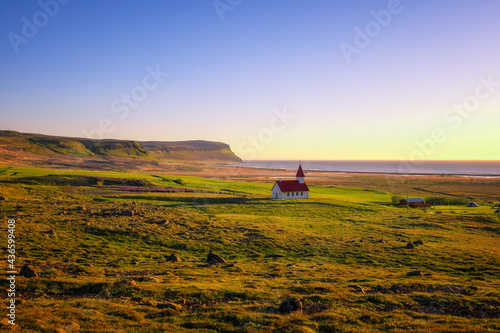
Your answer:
1,0 -> 499,161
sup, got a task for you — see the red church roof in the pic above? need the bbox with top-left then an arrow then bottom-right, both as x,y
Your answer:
296,165 -> 305,178
275,180 -> 309,192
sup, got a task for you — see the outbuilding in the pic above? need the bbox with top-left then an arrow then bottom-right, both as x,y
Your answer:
400,197 -> 430,208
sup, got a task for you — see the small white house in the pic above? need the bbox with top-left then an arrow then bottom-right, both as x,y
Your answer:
271,165 -> 309,199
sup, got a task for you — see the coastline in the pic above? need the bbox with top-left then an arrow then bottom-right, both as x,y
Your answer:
225,161 -> 500,178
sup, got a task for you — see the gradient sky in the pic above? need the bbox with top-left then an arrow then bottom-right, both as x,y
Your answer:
1,0 -> 499,160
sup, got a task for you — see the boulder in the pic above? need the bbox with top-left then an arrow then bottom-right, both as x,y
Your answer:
63,322 -> 80,333
121,210 -> 135,216
20,264 -> 38,278
0,196 -> 6,201
207,251 -> 226,264
165,254 -> 181,262
278,297 -> 303,314
405,242 -> 415,249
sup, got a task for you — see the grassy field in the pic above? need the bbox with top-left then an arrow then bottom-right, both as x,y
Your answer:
0,164 -> 499,332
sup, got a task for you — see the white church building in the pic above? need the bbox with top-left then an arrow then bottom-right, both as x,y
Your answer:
271,164 -> 309,199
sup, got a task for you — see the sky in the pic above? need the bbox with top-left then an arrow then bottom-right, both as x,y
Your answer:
1,0 -> 499,161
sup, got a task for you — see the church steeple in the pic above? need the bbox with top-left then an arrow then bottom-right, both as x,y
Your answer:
296,164 -> 305,183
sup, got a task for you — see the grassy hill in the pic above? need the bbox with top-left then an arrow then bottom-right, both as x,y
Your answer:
0,130 -> 242,166
0,164 -> 498,332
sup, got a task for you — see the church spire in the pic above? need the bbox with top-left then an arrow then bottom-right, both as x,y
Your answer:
296,164 -> 305,183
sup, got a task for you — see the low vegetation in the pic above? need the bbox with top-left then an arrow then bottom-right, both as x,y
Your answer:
0,164 -> 499,332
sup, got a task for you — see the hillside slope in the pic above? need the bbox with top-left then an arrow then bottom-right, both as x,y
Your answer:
0,130 -> 242,167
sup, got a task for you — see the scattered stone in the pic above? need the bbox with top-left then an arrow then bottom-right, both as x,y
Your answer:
405,242 -> 415,249
407,271 -> 424,276
165,254 -> 181,262
245,284 -> 258,289
130,260 -> 139,265
156,219 -> 169,225
76,206 -> 86,212
413,240 -> 424,245
278,297 -> 303,314
47,229 -> 57,236
20,264 -> 38,278
63,322 -> 80,333
377,239 -> 386,243
121,210 -> 135,216
234,266 -> 244,272
207,251 -> 227,264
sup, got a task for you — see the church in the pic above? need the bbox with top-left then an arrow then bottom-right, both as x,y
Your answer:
271,164 -> 309,199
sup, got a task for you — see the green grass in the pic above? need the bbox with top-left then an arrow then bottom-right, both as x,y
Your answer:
0,164 -> 499,332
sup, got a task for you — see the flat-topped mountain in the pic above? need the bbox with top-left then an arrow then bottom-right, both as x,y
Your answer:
0,130 -> 242,168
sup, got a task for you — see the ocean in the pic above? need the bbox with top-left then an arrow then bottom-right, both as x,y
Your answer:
237,160 -> 500,177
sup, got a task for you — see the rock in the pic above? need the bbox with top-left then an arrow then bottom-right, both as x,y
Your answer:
156,219 -> 169,225
47,229 -> 57,236
0,196 -> 6,201
165,254 -> 181,262
20,264 -> 38,278
468,267 -> 478,272
76,206 -> 86,211
130,259 -> 139,265
121,210 -> 135,216
234,266 -> 244,272
405,242 -> 415,249
278,297 -> 303,314
63,322 -> 80,333
181,243 -> 189,249
407,270 -> 424,276
377,239 -> 386,243
413,240 -> 424,245
207,251 -> 227,264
